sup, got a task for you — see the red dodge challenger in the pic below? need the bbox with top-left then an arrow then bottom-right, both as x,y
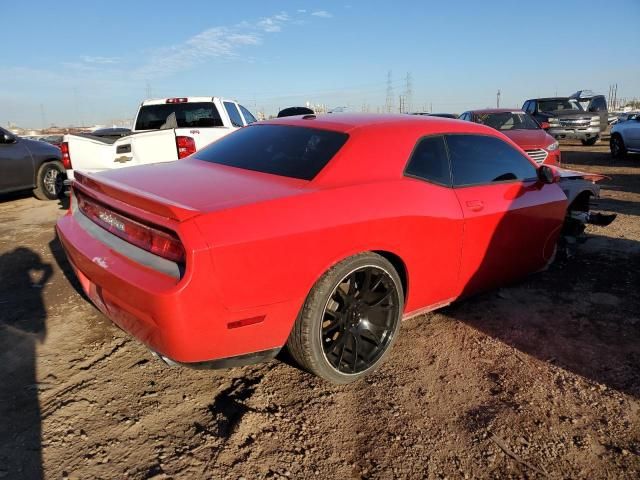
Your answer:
458,109 -> 561,166
56,114 -> 568,383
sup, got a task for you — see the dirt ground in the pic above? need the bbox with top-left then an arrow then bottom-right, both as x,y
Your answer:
1,141 -> 639,480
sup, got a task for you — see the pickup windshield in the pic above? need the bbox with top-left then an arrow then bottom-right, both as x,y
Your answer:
194,124 -> 349,180
135,102 -> 224,130
538,99 -> 583,112
475,112 -> 540,130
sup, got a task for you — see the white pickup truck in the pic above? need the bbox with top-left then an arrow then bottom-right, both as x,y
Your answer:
62,97 -> 257,179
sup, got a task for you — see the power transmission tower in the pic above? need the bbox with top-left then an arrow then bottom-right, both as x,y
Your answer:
404,72 -> 413,114
385,71 -> 394,113
496,89 -> 501,108
399,95 -> 406,114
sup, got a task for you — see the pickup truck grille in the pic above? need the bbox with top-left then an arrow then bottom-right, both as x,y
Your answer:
558,118 -> 591,128
525,148 -> 548,164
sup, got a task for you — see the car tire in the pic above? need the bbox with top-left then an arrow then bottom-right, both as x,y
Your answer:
610,134 -> 627,158
33,161 -> 65,200
581,137 -> 599,146
287,252 -> 404,384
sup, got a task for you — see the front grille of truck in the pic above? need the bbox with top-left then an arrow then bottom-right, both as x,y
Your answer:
525,148 -> 548,164
559,118 -> 591,129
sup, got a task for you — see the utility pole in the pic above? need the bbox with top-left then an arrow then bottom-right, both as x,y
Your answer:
496,89 -> 501,108
385,70 -> 394,113
404,72 -> 413,114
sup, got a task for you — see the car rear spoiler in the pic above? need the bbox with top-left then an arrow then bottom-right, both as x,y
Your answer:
73,171 -> 200,222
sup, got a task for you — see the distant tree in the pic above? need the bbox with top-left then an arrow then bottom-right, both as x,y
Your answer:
625,99 -> 640,109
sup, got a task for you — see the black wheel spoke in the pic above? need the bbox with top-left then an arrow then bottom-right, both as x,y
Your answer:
370,275 -> 383,292
337,335 -> 348,370
360,269 -> 372,295
368,289 -> 393,307
350,332 -> 359,373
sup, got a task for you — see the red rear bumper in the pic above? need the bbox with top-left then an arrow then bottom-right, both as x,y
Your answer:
56,211 -> 298,365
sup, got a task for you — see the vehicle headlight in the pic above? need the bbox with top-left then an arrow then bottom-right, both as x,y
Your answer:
546,141 -> 559,151
548,117 -> 560,125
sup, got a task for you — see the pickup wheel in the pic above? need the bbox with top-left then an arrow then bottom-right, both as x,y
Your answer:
610,134 -> 627,158
581,137 -> 599,146
287,253 -> 404,384
33,161 -> 65,200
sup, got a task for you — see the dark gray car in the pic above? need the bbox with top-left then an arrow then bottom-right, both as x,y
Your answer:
0,127 -> 65,200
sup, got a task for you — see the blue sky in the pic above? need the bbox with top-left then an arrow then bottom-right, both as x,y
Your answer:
2,0 -> 639,127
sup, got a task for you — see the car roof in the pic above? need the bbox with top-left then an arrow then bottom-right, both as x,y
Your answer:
260,113 -> 475,133
528,97 -> 571,102
467,108 -> 525,114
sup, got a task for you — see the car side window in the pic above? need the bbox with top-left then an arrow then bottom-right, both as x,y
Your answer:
224,102 -> 245,127
446,134 -> 537,187
522,101 -> 530,113
404,135 -> 451,186
588,97 -> 607,112
459,112 -> 469,121
239,104 -> 257,124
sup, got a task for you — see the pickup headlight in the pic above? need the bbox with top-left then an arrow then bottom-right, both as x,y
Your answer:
546,141 -> 559,151
548,117 -> 560,125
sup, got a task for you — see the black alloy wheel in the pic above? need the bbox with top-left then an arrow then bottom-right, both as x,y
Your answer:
287,252 -> 404,383
321,266 -> 400,374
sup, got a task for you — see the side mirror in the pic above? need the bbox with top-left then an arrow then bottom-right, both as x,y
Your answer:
1,133 -> 16,144
537,165 -> 559,184
540,121 -> 550,130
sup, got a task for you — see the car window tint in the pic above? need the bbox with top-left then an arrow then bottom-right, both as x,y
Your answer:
239,104 -> 257,124
589,97 -> 607,112
446,134 -> 537,186
135,102 -> 224,130
405,136 -> 451,186
224,102 -> 245,127
195,125 -> 348,180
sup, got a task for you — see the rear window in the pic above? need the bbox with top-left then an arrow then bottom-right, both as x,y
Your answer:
135,102 -> 224,130
194,124 -> 348,180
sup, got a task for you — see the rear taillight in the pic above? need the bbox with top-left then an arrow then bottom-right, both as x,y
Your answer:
60,142 -> 72,169
76,193 -> 185,263
176,136 -> 196,159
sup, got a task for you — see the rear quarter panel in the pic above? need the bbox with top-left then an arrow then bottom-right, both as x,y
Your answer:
194,179 -> 465,316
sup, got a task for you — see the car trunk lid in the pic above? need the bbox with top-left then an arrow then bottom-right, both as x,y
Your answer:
73,159 -> 310,222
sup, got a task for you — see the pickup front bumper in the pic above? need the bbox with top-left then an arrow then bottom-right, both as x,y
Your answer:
549,126 -> 600,141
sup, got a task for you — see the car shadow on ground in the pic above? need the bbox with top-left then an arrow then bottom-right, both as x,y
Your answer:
447,234 -> 640,399
0,190 -> 69,210
0,247 -> 51,479
48,236 -> 89,302
0,190 -> 33,203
